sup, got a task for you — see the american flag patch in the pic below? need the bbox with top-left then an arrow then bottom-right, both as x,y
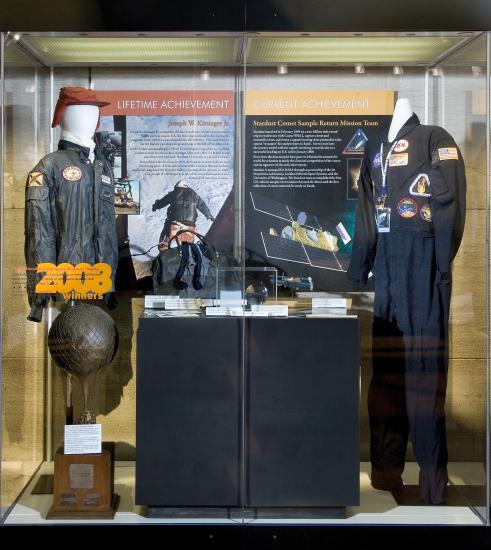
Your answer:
438,147 -> 458,161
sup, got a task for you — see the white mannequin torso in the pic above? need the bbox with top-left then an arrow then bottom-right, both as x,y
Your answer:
60,104 -> 100,162
388,98 -> 413,142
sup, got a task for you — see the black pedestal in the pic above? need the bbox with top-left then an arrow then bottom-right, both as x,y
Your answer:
135,315 -> 360,513
136,317 -> 242,507
246,318 -> 360,508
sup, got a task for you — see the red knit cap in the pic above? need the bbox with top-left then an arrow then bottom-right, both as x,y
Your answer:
51,87 -> 110,129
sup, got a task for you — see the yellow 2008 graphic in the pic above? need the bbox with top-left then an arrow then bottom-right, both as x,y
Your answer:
35,262 -> 112,296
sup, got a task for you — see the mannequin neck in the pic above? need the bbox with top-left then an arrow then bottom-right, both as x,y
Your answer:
388,99 -> 413,142
60,129 -> 96,161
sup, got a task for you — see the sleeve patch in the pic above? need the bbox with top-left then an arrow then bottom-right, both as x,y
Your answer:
28,172 -> 44,187
438,147 -> 459,161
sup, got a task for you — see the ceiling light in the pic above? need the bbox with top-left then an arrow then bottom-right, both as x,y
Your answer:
431,67 -> 443,76
13,33 -> 21,41
248,36 -> 464,64
200,69 -> 211,80
393,66 -> 404,75
22,36 -> 236,64
277,65 -> 288,75
355,64 -> 365,74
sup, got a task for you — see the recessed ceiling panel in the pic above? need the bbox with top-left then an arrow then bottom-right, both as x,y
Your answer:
22,36 -> 237,65
247,36 -> 467,65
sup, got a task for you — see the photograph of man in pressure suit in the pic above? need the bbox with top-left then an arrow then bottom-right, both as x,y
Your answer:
152,179 -> 215,250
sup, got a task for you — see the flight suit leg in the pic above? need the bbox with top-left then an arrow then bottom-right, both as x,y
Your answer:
404,277 -> 450,504
368,316 -> 409,491
404,328 -> 448,504
396,234 -> 449,504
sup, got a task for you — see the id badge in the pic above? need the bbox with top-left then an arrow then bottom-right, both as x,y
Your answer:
376,207 -> 391,233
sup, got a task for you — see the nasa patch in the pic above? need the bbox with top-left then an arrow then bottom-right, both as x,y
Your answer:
397,197 -> 418,219
394,139 -> 409,153
62,166 -> 82,182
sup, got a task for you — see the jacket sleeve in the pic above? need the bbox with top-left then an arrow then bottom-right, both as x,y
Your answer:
428,128 -> 466,277
347,150 -> 378,284
24,161 -> 57,322
153,192 -> 172,211
196,193 -> 212,219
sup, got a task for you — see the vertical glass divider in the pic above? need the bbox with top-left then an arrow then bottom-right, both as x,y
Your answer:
486,29 -> 491,527
0,32 -> 5,521
45,307 -> 53,462
45,66 -> 56,463
49,67 -> 54,153
241,12 -> 247,522
424,67 -> 429,124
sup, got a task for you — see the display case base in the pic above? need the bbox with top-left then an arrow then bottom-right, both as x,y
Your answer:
146,506 -> 346,520
241,507 -> 347,520
147,506 -> 233,519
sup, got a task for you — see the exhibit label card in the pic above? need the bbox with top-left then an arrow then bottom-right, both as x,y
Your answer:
64,424 -> 102,455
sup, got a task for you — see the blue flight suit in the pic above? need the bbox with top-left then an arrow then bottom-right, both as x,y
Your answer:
348,114 -> 466,504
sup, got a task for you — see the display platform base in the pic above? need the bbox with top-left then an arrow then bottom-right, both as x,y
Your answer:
146,506 -> 346,520
242,507 -> 347,520
147,506 -> 234,519
46,494 -> 120,520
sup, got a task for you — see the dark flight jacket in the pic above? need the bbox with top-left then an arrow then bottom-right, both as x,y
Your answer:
347,114 -> 466,334
153,186 -> 212,224
24,140 -> 118,322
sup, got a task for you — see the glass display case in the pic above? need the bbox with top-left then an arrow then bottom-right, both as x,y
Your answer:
0,28 -> 489,527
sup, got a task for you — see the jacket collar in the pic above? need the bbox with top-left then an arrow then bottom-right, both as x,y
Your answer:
58,139 -> 103,162
391,113 -> 420,143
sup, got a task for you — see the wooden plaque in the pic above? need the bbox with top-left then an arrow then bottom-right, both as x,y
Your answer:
47,444 -> 119,520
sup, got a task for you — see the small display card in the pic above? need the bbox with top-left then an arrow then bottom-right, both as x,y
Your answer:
312,298 -> 348,309
64,424 -> 102,455
206,306 -> 244,316
250,305 -> 289,317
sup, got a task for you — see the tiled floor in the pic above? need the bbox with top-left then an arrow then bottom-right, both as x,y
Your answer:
2,461 -> 486,525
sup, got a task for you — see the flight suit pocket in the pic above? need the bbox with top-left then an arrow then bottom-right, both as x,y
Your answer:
99,183 -> 114,203
26,185 -> 49,201
99,183 -> 115,228
430,169 -> 453,205
26,185 -> 51,239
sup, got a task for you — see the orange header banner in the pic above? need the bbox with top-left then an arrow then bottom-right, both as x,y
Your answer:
97,90 -> 234,116
245,90 -> 394,116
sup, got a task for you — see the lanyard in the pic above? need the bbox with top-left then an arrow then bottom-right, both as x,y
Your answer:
380,140 -> 399,195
